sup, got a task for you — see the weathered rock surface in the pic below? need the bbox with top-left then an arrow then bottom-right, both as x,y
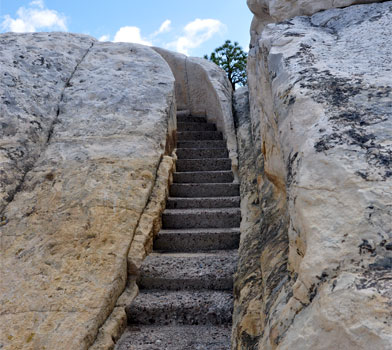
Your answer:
247,0 -> 385,39
0,32 -> 95,214
235,1 -> 392,349
0,33 -> 175,350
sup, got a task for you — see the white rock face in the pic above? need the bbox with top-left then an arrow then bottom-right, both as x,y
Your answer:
247,0 -> 384,41
0,32 -> 95,214
0,34 -> 175,350
238,1 -> 392,349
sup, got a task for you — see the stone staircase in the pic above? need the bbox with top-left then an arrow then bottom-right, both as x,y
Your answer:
115,111 -> 240,350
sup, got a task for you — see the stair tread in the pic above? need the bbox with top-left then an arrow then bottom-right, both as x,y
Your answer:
167,196 -> 240,201
126,290 -> 233,326
177,148 -> 227,151
138,251 -> 237,291
130,289 -> 233,305
176,148 -> 228,159
166,197 -> 240,209
154,228 -> 240,252
176,157 -> 231,160
162,207 -> 240,229
168,195 -> 240,198
177,122 -> 216,131
177,140 -> 226,149
164,207 -> 240,214
171,183 -> 238,186
174,170 -> 233,174
159,227 -> 240,234
177,131 -> 223,141
176,158 -> 232,172
170,183 -> 239,198
115,325 -> 231,350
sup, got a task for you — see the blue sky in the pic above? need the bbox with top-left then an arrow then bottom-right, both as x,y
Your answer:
0,0 -> 252,57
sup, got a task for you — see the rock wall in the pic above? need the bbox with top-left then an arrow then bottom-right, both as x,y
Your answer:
234,1 -> 392,349
153,48 -> 239,179
0,33 -> 176,350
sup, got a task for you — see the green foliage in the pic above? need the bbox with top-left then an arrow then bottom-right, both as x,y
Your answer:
204,40 -> 247,91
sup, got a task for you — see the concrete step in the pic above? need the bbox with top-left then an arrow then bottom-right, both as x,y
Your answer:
176,158 -> 231,172
138,251 -> 237,291
176,148 -> 228,159
154,228 -> 240,252
166,196 -> 240,209
177,122 -> 216,132
115,324 -> 231,350
170,183 -> 239,198
162,208 -> 241,229
126,290 -> 233,325
177,131 -> 223,141
177,140 -> 226,149
173,171 -> 234,183
177,115 -> 207,124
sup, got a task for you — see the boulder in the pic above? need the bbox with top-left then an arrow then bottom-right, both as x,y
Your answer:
236,1 -> 392,349
0,34 -> 175,350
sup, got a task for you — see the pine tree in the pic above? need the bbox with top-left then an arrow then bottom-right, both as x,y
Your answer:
204,40 -> 247,91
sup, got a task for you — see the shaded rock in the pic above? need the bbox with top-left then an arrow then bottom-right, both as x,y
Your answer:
232,87 -> 290,350
0,34 -> 175,350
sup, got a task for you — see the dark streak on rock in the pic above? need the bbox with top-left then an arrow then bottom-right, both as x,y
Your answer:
286,151 -> 299,186
369,258 -> 392,271
241,332 -> 259,350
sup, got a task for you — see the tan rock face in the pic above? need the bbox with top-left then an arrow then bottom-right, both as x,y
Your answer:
90,155 -> 176,350
0,34 -> 175,350
235,1 -> 392,349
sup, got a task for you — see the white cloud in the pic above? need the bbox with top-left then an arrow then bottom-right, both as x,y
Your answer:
153,19 -> 172,36
167,18 -> 225,55
1,0 -> 67,33
29,0 -> 44,9
113,26 -> 152,46
99,34 -> 110,42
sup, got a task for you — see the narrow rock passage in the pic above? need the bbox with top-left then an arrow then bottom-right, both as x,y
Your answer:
115,110 -> 240,349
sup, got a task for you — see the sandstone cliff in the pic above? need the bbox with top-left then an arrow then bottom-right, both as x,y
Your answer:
233,1 -> 392,349
0,33 -> 176,350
